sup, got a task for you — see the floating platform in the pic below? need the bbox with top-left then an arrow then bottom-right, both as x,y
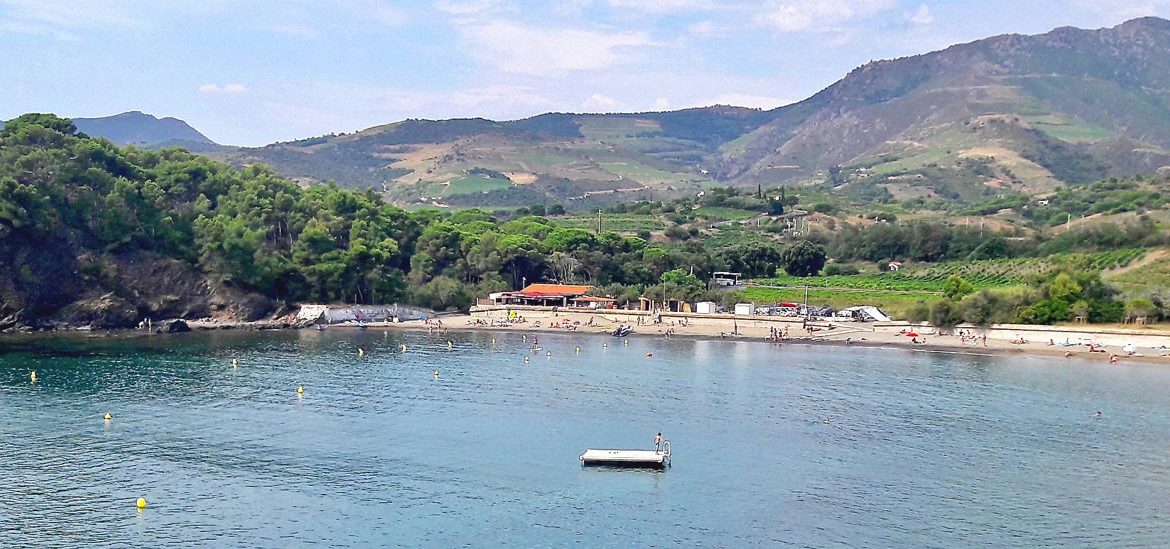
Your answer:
580,443 -> 671,469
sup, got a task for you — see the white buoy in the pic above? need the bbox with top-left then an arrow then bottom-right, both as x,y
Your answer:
30,371 -> 37,383
401,344 -> 408,352
231,358 -> 238,368
297,385 -> 304,395
447,340 -> 453,348
433,370 -> 440,379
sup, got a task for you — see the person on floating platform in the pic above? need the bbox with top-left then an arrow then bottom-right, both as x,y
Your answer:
653,432 -> 663,453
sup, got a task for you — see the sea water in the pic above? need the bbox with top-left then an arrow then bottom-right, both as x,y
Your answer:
2,330 -> 1169,546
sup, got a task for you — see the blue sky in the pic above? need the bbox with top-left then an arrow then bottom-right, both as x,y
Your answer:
3,0 -> 1168,145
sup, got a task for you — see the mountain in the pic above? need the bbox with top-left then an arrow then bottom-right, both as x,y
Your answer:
217,107 -> 772,209
73,111 -> 222,152
217,17 -> 1170,208
720,17 -> 1170,202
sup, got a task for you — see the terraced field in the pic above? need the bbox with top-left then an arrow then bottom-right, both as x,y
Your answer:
754,249 -> 1149,292
693,207 -> 759,220
554,214 -> 665,233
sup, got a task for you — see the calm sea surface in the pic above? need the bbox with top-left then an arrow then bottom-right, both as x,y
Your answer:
2,329 -> 1169,547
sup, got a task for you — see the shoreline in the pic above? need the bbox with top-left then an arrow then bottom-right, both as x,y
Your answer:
336,310 -> 1170,365
4,308 -> 1167,365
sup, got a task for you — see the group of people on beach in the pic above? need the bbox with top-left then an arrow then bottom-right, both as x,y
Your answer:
768,326 -> 789,343
957,329 -> 987,347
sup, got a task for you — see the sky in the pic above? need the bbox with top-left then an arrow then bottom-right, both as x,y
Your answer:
3,0 -> 1169,146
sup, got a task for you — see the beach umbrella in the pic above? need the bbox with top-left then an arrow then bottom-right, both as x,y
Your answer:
906,332 -> 919,337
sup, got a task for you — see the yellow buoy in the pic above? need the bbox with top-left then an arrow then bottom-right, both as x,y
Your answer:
401,344 -> 408,352
30,371 -> 37,383
136,497 -> 147,509
491,338 -> 496,344
232,358 -> 238,368
575,346 -> 581,353
104,413 -> 112,421
358,347 -> 365,357
433,370 -> 440,379
297,385 -> 304,395
523,335 -> 527,342
447,340 -> 453,348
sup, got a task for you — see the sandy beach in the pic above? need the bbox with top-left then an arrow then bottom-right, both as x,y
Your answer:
341,307 -> 1170,365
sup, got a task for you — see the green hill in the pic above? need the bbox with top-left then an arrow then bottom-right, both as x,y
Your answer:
210,18 -> 1170,210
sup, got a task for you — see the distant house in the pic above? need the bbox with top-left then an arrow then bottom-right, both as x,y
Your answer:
712,271 -> 742,286
491,283 -> 594,307
888,261 -> 903,271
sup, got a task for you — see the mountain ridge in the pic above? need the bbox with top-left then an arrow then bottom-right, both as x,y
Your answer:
60,17 -> 1170,209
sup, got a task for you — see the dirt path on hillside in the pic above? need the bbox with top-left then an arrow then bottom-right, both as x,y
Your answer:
1106,249 -> 1168,276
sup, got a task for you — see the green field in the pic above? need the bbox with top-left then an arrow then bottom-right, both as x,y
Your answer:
1107,251 -> 1170,294
554,214 -> 665,233
693,207 -> 758,220
753,249 -> 1149,295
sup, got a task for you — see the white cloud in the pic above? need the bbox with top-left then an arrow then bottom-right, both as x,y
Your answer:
687,20 -> 723,36
652,97 -> 673,111
582,93 -> 623,111
445,85 -> 552,111
1074,0 -> 1170,18
270,23 -> 318,39
371,5 -> 407,25
607,0 -> 714,13
434,0 -> 503,16
700,93 -> 792,109
0,0 -> 143,38
906,4 -> 933,25
462,21 -> 653,76
756,0 -> 896,32
552,0 -> 594,17
199,83 -> 248,95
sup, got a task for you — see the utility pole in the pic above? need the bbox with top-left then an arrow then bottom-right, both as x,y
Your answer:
597,209 -> 603,235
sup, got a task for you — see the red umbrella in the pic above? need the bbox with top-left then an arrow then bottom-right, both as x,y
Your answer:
906,332 -> 919,337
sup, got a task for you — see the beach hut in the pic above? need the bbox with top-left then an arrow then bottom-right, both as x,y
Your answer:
695,302 -> 717,314
734,303 -> 755,316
